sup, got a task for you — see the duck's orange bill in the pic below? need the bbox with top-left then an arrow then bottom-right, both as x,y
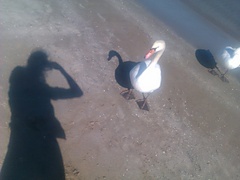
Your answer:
145,49 -> 155,59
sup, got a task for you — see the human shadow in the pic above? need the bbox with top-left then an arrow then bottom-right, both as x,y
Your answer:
107,50 -> 139,99
0,50 -> 83,180
195,49 -> 229,82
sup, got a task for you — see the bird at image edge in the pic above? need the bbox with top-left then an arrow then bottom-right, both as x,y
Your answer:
220,46 -> 240,80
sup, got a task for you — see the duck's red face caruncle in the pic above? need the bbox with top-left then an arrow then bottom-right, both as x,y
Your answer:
144,48 -> 156,59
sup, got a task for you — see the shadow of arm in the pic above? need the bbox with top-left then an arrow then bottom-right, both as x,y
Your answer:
50,62 -> 83,100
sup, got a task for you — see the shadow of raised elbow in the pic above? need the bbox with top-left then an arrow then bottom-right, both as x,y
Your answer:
74,87 -> 83,97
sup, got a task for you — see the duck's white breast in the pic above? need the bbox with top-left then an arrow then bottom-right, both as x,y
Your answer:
130,62 -> 161,93
222,48 -> 240,69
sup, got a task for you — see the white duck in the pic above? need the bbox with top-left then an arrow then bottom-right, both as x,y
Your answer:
220,46 -> 240,81
129,40 -> 166,110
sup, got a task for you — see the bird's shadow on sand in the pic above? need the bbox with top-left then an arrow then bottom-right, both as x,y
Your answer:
107,50 -> 138,99
107,50 -> 138,89
0,50 -> 83,180
195,49 -> 229,83
195,49 -> 217,70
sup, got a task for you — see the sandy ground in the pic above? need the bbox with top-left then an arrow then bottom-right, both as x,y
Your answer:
0,0 -> 240,179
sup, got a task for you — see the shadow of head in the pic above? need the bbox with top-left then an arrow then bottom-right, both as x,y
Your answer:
26,50 -> 51,75
195,49 -> 217,69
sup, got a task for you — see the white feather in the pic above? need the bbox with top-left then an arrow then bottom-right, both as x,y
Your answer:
221,47 -> 240,70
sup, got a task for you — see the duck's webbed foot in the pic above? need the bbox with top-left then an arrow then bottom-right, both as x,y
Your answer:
136,99 -> 149,111
208,69 -> 218,76
219,69 -> 229,83
120,89 -> 135,100
136,93 -> 150,111
219,75 -> 229,83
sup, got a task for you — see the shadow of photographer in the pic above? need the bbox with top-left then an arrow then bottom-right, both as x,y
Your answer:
1,50 -> 83,180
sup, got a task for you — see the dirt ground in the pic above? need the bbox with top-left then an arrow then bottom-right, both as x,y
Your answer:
0,0 -> 240,179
